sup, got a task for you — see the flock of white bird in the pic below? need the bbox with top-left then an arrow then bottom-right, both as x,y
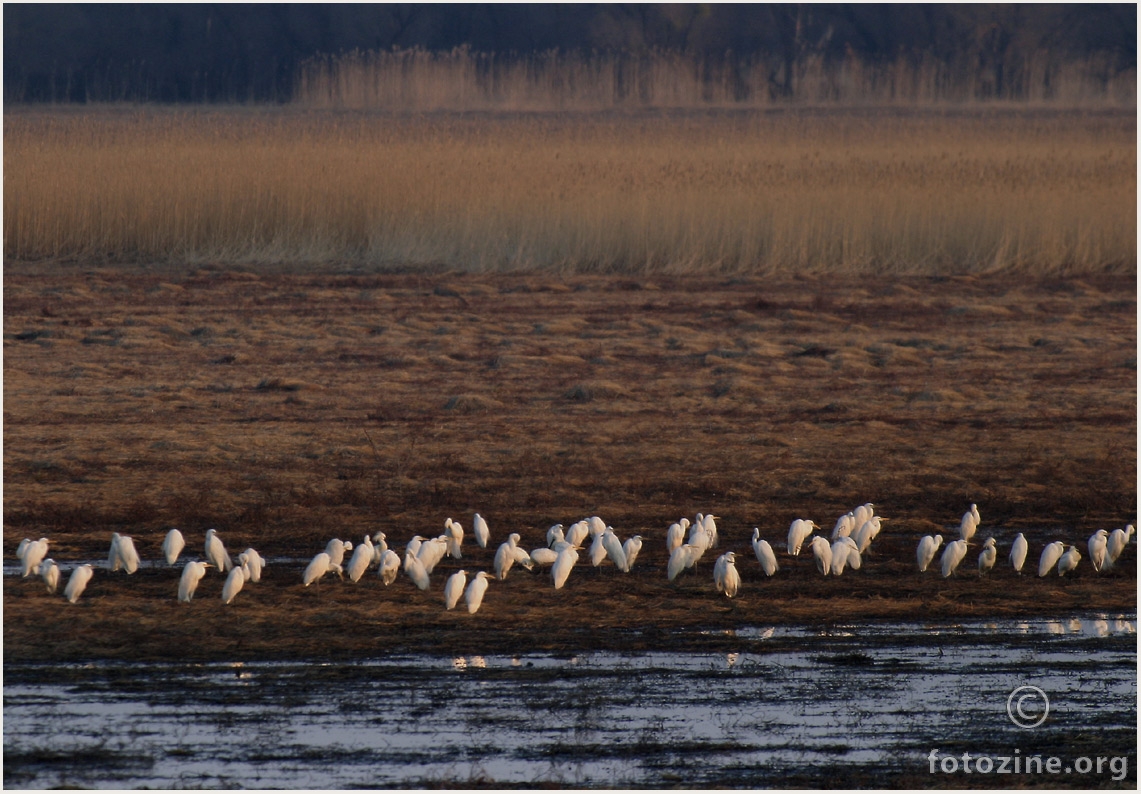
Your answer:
12,503 -> 1134,612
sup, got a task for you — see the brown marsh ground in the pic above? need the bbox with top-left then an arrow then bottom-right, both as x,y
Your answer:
3,267 -> 1135,663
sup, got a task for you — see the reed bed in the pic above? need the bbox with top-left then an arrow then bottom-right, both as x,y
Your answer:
4,106 -> 1135,274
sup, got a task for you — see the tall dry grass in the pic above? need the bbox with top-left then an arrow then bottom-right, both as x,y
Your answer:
4,106 -> 1135,274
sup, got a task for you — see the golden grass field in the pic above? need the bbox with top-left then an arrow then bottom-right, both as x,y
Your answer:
3,264 -> 1135,662
4,106 -> 1135,273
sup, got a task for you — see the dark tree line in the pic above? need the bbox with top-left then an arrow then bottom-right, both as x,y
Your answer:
4,3 -> 1135,103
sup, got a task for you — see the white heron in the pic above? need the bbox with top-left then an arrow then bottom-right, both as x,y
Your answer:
370,532 -> 388,563
787,519 -> 815,556
601,528 -> 627,571
178,561 -> 210,602
204,529 -> 233,573
473,513 -> 491,549
529,547 -> 560,568
1057,545 -> 1081,577
222,556 -> 251,605
916,535 -> 944,573
405,553 -> 431,591
667,544 -> 700,581
378,549 -> 401,585
713,552 -> 740,597
959,503 -> 981,542
552,545 -> 580,589
565,521 -> 590,548
853,503 -> 875,530
444,570 -> 467,610
752,530 -> 778,576
589,531 -> 608,567
831,512 -> 856,541
831,537 -> 860,575
1105,524 -> 1135,569
163,529 -> 186,565
940,538 -> 968,577
302,552 -> 341,586
465,571 -> 492,614
417,536 -> 449,575
702,514 -> 720,548
666,520 -> 687,554
107,533 -> 139,574
587,516 -> 607,538
64,564 -> 94,604
1088,530 -> 1109,573
1038,541 -> 1065,577
978,537 -> 997,574
622,535 -> 643,571
546,523 -> 565,548
810,536 -> 832,575
325,538 -> 353,568
41,559 -> 60,594
1010,533 -> 1028,573
405,535 -> 426,559
853,516 -> 888,554
444,518 -> 464,559
16,538 -> 31,563
346,535 -> 374,583
21,538 -> 49,577
241,548 -> 264,583
495,533 -> 524,580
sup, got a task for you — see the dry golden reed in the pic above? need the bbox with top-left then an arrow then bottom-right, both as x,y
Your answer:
4,106 -> 1135,274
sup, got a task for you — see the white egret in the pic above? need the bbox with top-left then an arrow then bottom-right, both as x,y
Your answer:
1038,541 -> 1065,577
667,544 -> 700,581
546,523 -> 565,548
444,518 -> 464,559
405,535 -> 426,559
510,544 -> 534,572
853,503 -> 875,530
371,532 -> 388,563
853,517 -> 888,554
831,512 -> 856,541
563,521 -> 588,548
978,537 -> 997,574
601,528 -> 627,571
444,570 -> 467,610
417,536 -> 449,575
529,547 -> 560,568
346,535 -> 374,582
465,571 -> 492,614
702,514 -> 720,548
64,564 -> 94,603
163,529 -> 186,565
405,553 -> 431,591
787,519 -> 815,556
178,561 -> 210,602
21,538 -> 49,577
378,549 -> 401,585
16,538 -> 31,562
589,531 -> 608,567
622,535 -> 643,571
1057,545 -> 1081,577
302,552 -> 340,586
1088,530 -> 1109,573
1105,524 -> 1135,569
41,559 -> 60,594
107,533 -> 139,574
222,556 -> 251,604
916,535 -> 944,573
809,536 -> 832,575
841,536 -> 862,570
687,525 -> 714,554
959,503 -> 980,542
666,521 -> 686,554
494,533 -> 523,580
552,545 -> 580,590
752,530 -> 778,576
325,538 -> 353,568
831,537 -> 859,575
587,516 -> 607,538
473,513 -> 491,549
713,552 -> 740,598
241,548 -> 264,583
1010,533 -> 1028,573
204,529 -> 233,572
940,538 -> 968,577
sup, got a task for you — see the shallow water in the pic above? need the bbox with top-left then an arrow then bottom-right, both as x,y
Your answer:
4,616 -> 1136,788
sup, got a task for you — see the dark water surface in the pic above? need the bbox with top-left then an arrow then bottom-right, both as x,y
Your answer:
4,615 -> 1136,788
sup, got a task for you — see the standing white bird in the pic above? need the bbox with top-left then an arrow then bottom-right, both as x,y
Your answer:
702,514 -> 720,548
552,545 -> 580,590
940,539 -> 969,577
1010,533 -> 1028,574
831,512 -> 856,541
22,538 -> 49,577
108,533 -> 140,574
417,536 -> 449,575
178,561 -> 210,602
1057,545 -> 1081,577
405,535 -> 426,559
465,571 -> 492,614
371,532 -> 388,563
787,519 -> 815,556
752,530 -> 778,576
1088,530 -> 1109,573
565,521 -> 590,548
622,535 -> 643,571
64,564 -> 94,604
241,548 -> 264,583
713,552 -> 740,597
601,528 -> 628,571
473,513 -> 491,549
1038,541 -> 1065,577
546,523 -> 565,548
667,544 -> 701,581
378,549 -> 401,585
529,547 -> 560,568
589,531 -> 609,567
853,517 -> 888,554
810,536 -> 832,575
325,538 -> 353,568
444,518 -> 464,559
302,552 -> 340,586
978,537 -> 997,574
16,538 -> 31,563
587,516 -> 607,539
916,535 -> 944,573
444,570 -> 468,610
222,556 -> 251,605
1105,524 -> 1135,569
853,503 -> 875,528
666,521 -> 687,554
163,529 -> 186,565
494,533 -> 523,580
405,553 -> 431,591
41,559 -> 60,594
959,503 -> 981,542
346,535 -> 374,582
831,537 -> 859,575
204,529 -> 233,573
